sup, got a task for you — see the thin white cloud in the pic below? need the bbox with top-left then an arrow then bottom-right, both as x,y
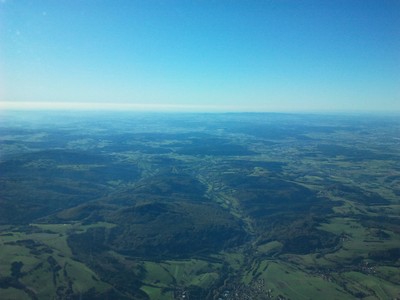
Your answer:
0,101 -> 258,112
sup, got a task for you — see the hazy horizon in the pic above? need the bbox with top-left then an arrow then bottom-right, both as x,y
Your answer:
2,101 -> 400,115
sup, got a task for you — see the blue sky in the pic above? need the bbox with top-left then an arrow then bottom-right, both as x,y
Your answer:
1,0 -> 399,112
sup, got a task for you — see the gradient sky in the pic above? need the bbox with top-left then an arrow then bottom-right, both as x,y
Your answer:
1,0 -> 399,112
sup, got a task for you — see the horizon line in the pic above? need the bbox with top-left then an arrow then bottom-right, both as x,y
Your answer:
1,101 -> 399,115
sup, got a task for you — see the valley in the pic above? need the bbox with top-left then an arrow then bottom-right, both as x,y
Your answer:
0,112 -> 399,299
